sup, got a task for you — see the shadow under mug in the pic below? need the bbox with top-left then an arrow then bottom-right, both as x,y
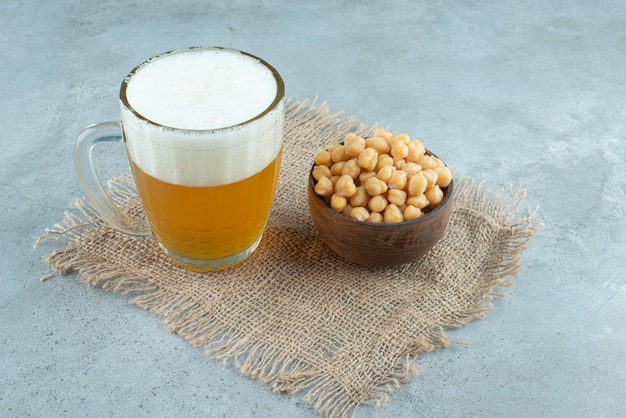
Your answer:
74,47 -> 285,272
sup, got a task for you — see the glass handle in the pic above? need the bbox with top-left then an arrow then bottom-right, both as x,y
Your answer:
73,121 -> 151,237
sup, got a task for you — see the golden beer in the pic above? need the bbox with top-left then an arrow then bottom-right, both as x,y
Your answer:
129,152 -> 281,264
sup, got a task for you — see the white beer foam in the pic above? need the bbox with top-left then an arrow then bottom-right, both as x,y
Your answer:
121,48 -> 283,187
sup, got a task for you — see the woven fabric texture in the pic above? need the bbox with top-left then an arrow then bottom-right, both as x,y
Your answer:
38,99 -> 540,418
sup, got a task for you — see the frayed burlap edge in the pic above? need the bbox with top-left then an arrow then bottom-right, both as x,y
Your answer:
35,99 -> 541,418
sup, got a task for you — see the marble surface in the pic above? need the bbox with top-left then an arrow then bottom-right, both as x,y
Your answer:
2,0 -> 625,416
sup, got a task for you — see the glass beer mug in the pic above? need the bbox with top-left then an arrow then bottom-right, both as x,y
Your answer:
74,47 -> 285,271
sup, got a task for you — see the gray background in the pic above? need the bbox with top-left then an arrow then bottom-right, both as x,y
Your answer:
2,0 -> 625,417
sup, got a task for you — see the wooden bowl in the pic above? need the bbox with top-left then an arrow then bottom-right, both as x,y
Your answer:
307,154 -> 454,267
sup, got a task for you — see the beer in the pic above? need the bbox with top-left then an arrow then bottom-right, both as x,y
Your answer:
129,152 -> 281,262
119,47 -> 284,270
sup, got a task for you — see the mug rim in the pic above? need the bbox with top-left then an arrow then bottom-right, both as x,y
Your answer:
119,46 -> 285,133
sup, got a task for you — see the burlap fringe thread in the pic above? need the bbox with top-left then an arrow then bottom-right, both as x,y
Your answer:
35,98 -> 541,418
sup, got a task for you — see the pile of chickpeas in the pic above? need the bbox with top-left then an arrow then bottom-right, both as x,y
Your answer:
312,129 -> 452,223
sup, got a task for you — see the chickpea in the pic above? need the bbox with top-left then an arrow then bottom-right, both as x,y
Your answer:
342,204 -> 354,217
365,136 -> 390,154
422,169 -> 438,188
367,212 -> 384,223
341,158 -> 361,179
407,140 -> 425,163
402,162 -> 422,178
349,186 -> 369,208
377,165 -> 395,183
312,165 -> 332,181
383,204 -> 404,223
403,205 -> 422,221
434,165 -> 452,188
335,175 -> 357,197
376,154 -> 394,171
359,170 -> 377,184
350,206 -> 370,221
330,175 -> 341,186
357,147 -> 378,171
369,195 -> 388,213
408,172 -> 428,196
314,150 -> 332,167
406,194 -> 429,209
342,132 -> 358,145
393,133 -> 411,145
417,154 -> 437,170
314,176 -> 334,197
432,156 -> 445,167
331,161 -> 346,176
365,176 -> 388,196
391,140 -> 409,160
330,194 -> 347,212
384,133 -> 398,147
394,158 -> 406,170
388,170 -> 407,190
345,135 -> 366,157
372,128 -> 393,139
387,188 -> 407,206
425,185 -> 444,208
331,145 -> 350,163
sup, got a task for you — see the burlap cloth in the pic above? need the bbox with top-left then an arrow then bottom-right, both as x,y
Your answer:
37,99 -> 540,418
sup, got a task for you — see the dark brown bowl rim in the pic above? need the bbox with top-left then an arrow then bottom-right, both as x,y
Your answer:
308,149 -> 454,229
